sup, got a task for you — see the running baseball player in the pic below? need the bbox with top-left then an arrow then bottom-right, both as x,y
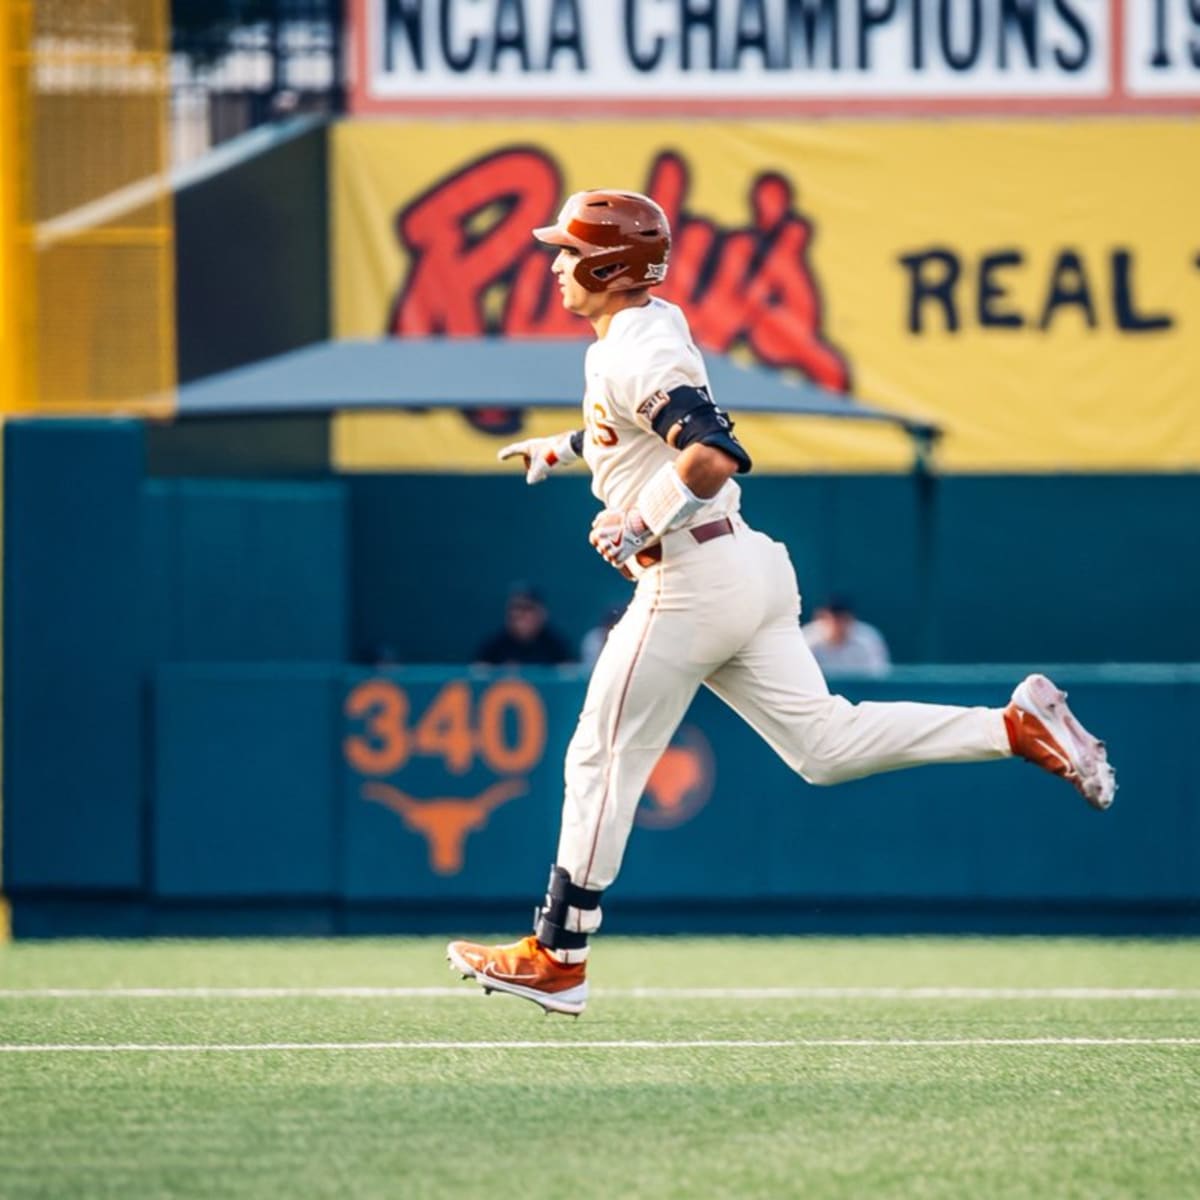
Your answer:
448,190 -> 1116,1017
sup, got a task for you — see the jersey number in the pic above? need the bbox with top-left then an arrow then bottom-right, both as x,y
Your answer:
589,401 -> 619,448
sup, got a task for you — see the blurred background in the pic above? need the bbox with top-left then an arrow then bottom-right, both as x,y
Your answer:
2,0 -> 1198,939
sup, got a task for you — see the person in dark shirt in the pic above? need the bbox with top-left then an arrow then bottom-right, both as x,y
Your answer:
474,583 -> 574,666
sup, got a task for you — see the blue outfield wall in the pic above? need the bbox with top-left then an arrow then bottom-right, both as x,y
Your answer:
5,418 -> 1200,935
14,663 -> 1197,937
3,421 -> 146,891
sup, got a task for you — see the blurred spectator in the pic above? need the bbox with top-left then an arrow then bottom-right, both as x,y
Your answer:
475,583 -> 574,666
802,595 -> 891,678
579,603 -> 627,670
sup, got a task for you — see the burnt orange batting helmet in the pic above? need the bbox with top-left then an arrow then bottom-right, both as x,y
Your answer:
533,190 -> 670,294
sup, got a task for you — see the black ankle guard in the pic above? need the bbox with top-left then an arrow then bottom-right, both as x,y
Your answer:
534,914 -> 589,950
532,865 -> 602,952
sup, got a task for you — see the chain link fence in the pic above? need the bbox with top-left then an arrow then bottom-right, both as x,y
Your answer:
171,0 -> 344,165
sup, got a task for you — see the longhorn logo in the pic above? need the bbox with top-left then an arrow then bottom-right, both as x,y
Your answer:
636,725 -> 715,830
363,779 -> 528,875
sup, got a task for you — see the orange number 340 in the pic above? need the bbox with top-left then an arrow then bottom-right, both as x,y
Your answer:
344,679 -> 547,777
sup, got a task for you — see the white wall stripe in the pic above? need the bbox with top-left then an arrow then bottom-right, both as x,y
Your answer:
1,1038 -> 1198,1054
0,986 -> 1197,1000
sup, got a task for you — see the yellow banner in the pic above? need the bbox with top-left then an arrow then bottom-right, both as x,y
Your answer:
332,120 -> 1200,472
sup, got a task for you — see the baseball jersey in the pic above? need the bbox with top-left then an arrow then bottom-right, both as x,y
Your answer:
581,297 -> 742,522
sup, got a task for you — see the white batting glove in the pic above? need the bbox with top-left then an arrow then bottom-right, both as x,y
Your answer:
590,507 -> 654,567
497,431 -> 580,485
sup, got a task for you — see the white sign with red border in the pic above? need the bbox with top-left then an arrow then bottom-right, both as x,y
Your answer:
349,0 -> 1200,114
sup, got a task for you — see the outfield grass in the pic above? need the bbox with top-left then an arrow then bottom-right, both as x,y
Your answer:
1,937 -> 1198,1199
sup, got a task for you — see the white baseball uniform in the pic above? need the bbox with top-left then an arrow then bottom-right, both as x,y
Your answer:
554,296 -> 1012,948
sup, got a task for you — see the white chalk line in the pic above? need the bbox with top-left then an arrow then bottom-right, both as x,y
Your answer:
2,1038 -> 1199,1055
1,986 -> 1198,1000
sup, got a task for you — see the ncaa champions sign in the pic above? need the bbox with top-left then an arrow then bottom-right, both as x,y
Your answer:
350,0 -> 1200,112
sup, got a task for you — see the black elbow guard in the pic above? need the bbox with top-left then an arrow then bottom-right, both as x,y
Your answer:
645,384 -> 753,474
690,424 -> 753,474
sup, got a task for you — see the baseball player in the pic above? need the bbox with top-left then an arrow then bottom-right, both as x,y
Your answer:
448,190 -> 1116,1016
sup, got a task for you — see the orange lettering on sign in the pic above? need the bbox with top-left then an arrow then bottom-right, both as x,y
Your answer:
477,680 -> 546,775
413,681 -> 473,774
344,679 -> 410,774
345,678 -> 547,777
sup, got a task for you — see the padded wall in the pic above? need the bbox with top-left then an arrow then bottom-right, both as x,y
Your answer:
3,420 -> 147,888
348,473 -> 1200,666
140,666 -> 1200,911
142,479 -> 349,662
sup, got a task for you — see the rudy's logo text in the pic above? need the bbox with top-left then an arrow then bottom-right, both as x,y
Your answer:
390,147 -> 851,391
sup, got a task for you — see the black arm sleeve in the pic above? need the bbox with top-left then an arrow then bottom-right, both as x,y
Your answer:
645,384 -> 753,474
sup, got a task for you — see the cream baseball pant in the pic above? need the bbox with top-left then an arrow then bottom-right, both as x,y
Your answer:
554,514 -> 1012,947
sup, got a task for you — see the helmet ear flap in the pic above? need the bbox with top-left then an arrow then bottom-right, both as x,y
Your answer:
574,249 -> 634,293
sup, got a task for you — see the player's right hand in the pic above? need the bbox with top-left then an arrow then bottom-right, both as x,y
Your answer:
497,432 -> 580,485
590,507 -> 653,567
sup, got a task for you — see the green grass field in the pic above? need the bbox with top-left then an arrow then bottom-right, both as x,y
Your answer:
2,936 -> 1198,1199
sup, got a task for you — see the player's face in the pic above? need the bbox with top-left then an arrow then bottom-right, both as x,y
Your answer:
552,247 -> 609,319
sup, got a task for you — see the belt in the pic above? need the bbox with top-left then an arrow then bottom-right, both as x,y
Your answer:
634,515 -> 734,569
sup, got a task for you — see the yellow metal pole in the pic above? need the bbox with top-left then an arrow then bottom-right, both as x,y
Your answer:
0,2 -> 20,414
0,0 -> 34,417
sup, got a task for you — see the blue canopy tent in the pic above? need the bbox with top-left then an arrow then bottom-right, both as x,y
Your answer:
175,337 -> 942,468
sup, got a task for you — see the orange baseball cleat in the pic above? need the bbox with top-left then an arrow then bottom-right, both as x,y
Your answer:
447,935 -> 589,1016
1004,674 -> 1117,811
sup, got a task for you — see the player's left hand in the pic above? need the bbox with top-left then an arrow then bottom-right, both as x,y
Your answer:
590,507 -> 653,567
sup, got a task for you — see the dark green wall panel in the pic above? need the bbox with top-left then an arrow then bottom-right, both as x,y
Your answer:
153,667 -> 340,897
3,420 -> 146,889
349,475 -> 633,666
932,475 -> 1200,663
142,480 -> 349,661
175,122 -> 329,383
147,415 -> 331,478
347,473 -> 1200,666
